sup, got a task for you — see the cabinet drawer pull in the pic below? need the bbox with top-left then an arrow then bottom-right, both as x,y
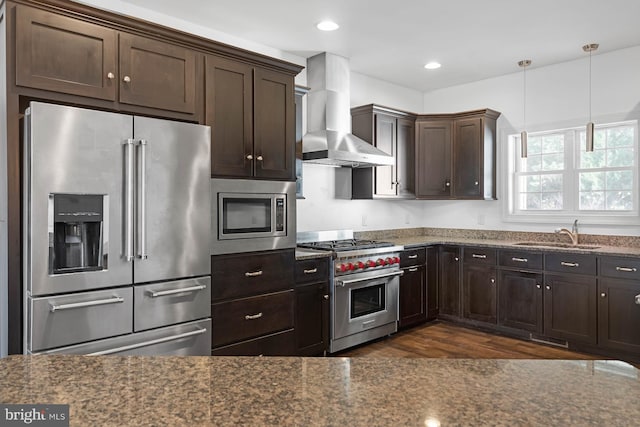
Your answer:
408,267 -> 419,272
244,312 -> 263,320
616,266 -> 637,273
635,294 -> 640,305
303,268 -> 318,274
511,257 -> 528,263
50,296 -> 124,312
408,254 -> 418,259
245,270 -> 263,277
560,262 -> 579,267
472,254 -> 487,259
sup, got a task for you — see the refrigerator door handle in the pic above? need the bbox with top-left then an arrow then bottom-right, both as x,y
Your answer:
124,139 -> 136,261
136,139 -> 147,260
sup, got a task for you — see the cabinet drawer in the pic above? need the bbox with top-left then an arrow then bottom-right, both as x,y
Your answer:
400,247 -> 426,268
210,329 -> 295,356
545,253 -> 596,275
211,290 -> 294,347
295,257 -> 330,285
463,247 -> 496,265
29,287 -> 133,353
134,277 -> 210,332
498,250 -> 543,270
599,257 -> 640,280
211,249 -> 294,301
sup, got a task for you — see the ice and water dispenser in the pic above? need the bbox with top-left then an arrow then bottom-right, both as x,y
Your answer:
50,194 -> 106,274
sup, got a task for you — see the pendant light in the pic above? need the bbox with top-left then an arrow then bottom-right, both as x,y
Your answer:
518,59 -> 531,158
583,43 -> 598,152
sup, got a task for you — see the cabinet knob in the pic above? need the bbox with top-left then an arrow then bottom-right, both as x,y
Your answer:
490,278 -> 495,284
635,294 -> 640,305
474,181 -> 479,186
246,154 -> 253,160
123,75 -> 131,83
107,72 -> 115,79
454,257 -> 459,261
545,285 -> 551,290
323,294 -> 329,300
257,155 -> 264,161
445,181 -> 451,187
536,284 -> 541,289
600,292 -> 607,298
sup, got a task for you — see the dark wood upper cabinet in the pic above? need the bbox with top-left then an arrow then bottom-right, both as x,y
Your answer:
205,55 -> 253,178
15,5 -> 117,100
206,56 -> 295,180
415,109 -> 499,200
351,105 -> 416,199
415,120 -> 452,198
118,33 -> 197,114
253,68 -> 295,180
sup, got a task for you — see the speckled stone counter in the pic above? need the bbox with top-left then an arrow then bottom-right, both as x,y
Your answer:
1,355 -> 639,426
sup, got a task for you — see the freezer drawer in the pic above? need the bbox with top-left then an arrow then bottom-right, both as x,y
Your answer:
38,319 -> 211,356
134,277 -> 211,332
28,287 -> 133,353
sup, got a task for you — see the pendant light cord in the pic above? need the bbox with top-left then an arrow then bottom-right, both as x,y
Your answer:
523,65 -> 527,131
588,48 -> 592,122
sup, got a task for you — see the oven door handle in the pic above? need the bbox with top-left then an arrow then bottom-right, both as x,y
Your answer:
336,270 -> 404,287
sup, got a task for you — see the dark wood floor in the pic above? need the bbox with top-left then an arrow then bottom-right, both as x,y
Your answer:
337,321 -> 602,360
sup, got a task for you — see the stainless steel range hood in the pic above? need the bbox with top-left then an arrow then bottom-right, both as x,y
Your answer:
302,53 -> 394,168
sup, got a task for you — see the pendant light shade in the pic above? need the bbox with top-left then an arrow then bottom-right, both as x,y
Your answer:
518,59 -> 531,158
583,43 -> 598,152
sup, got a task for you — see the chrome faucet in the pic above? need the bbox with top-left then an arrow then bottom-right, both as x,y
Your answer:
555,219 -> 579,246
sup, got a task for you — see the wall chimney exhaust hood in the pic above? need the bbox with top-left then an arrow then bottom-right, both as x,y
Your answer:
302,53 -> 394,168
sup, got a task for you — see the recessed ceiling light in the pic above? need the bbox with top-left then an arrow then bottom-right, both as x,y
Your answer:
317,20 -> 339,31
424,62 -> 442,70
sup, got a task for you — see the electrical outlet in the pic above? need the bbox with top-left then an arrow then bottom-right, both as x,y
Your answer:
405,214 -> 410,224
477,213 -> 485,225
362,215 -> 367,226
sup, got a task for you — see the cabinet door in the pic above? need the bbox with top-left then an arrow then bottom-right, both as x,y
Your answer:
119,33 -> 197,114
254,68 -> 295,180
206,55 -> 254,178
462,264 -> 497,324
15,5 -> 117,100
295,282 -> 329,356
374,114 -> 397,196
598,279 -> 640,354
399,266 -> 426,328
426,246 -> 439,320
416,120 -> 452,198
438,246 -> 460,317
544,274 -> 597,345
498,270 -> 543,333
453,117 -> 482,198
396,118 -> 415,198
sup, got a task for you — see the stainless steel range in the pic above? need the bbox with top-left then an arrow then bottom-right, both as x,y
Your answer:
298,230 -> 403,353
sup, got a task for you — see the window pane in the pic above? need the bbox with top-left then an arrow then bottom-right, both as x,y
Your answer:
606,148 -> 634,167
527,136 -> 542,155
541,153 -> 564,171
606,191 -> 633,210
606,170 -> 633,190
541,174 -> 562,192
579,172 -> 605,191
541,193 -> 562,209
580,149 -> 605,169
542,135 -> 563,153
522,156 -> 541,172
522,175 -> 540,192
607,127 -> 633,148
580,191 -> 605,210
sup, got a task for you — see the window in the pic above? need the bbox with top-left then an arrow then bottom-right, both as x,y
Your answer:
507,120 -> 638,222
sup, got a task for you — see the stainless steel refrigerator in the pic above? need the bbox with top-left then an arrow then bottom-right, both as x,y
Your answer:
24,102 -> 211,355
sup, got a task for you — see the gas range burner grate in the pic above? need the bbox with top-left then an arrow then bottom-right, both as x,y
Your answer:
298,239 -> 394,251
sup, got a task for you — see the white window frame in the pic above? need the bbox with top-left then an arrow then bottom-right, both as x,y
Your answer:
504,119 -> 639,225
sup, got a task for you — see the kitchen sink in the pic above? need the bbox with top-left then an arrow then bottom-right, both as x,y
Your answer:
514,242 -> 601,250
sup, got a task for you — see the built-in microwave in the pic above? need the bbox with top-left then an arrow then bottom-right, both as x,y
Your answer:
210,178 -> 296,255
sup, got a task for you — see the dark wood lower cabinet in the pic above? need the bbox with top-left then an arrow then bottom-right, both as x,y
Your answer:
399,265 -> 426,328
295,282 -> 329,356
462,264 -> 497,324
426,246 -> 439,320
210,330 -> 296,356
438,246 -> 461,317
598,279 -> 640,354
543,274 -> 597,345
498,270 -> 543,333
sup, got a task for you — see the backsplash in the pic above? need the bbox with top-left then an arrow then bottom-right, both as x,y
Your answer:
356,227 -> 640,248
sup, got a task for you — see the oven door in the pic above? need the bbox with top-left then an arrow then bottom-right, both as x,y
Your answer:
333,270 -> 401,340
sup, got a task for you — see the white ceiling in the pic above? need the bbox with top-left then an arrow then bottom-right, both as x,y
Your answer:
121,0 -> 640,92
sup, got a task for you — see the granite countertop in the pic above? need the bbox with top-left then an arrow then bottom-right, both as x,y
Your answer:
1,355 -> 639,426
295,248 -> 334,260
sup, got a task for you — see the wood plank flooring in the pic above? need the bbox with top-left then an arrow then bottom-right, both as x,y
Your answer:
336,321 -> 602,360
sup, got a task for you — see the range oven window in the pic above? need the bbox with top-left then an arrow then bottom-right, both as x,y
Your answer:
350,283 -> 385,319
222,197 -> 271,234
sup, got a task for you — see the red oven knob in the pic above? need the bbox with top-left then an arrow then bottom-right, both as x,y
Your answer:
347,262 -> 355,271
376,258 -> 385,266
338,263 -> 348,272
394,256 -> 400,264
367,260 -> 376,268
385,257 -> 393,265
357,261 -> 365,269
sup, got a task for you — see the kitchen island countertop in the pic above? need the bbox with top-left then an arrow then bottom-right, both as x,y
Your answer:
1,355 -> 639,426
